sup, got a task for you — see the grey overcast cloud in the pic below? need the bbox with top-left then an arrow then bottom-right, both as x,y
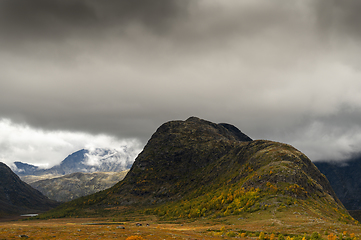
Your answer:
1,0 -> 361,168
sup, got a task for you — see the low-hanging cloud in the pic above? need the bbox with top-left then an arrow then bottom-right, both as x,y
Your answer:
1,0 -> 361,163
82,147 -> 137,173
0,119 -> 142,168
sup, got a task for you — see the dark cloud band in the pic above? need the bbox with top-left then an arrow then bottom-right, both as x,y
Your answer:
1,0 -> 361,162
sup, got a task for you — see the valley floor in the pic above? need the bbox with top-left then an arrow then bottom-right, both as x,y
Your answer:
1,211 -> 361,240
0,218 -> 220,240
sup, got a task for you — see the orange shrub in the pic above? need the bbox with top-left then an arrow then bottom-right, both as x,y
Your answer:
327,233 -> 336,240
126,236 -> 145,240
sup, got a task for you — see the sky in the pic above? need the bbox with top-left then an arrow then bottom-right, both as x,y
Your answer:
1,0 -> 361,168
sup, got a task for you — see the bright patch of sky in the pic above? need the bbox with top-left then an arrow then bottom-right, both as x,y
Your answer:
0,119 -> 142,168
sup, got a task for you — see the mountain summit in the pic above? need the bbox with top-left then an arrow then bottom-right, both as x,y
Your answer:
47,117 -> 353,223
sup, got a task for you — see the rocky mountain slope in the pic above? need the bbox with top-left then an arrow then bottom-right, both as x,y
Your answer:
43,117 -> 354,223
0,162 -> 58,216
315,158 -> 361,210
30,170 -> 129,202
14,148 -> 134,176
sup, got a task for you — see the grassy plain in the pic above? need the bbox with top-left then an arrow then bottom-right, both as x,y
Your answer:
1,207 -> 361,240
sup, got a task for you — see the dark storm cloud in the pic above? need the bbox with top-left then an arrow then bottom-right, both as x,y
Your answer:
0,0 -> 96,41
1,0 -> 361,164
315,0 -> 361,40
0,0 -> 190,42
90,0 -> 191,33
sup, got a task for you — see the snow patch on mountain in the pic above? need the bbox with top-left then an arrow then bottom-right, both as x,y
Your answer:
82,146 -> 137,172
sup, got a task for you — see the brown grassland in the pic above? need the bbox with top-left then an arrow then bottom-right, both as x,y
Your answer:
1,207 -> 360,240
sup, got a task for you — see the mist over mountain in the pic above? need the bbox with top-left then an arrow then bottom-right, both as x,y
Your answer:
14,148 -> 134,176
10,147 -> 135,204
13,161 -> 40,175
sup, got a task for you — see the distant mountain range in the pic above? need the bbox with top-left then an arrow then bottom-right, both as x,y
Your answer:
0,162 -> 58,216
11,148 -> 135,203
44,117 -> 354,224
13,148 -> 134,176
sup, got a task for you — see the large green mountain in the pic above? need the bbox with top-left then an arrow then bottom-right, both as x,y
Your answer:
45,117 -> 354,223
0,162 -> 59,217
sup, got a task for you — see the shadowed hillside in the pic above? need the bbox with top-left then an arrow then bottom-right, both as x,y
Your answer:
315,158 -> 361,211
0,162 -> 59,217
